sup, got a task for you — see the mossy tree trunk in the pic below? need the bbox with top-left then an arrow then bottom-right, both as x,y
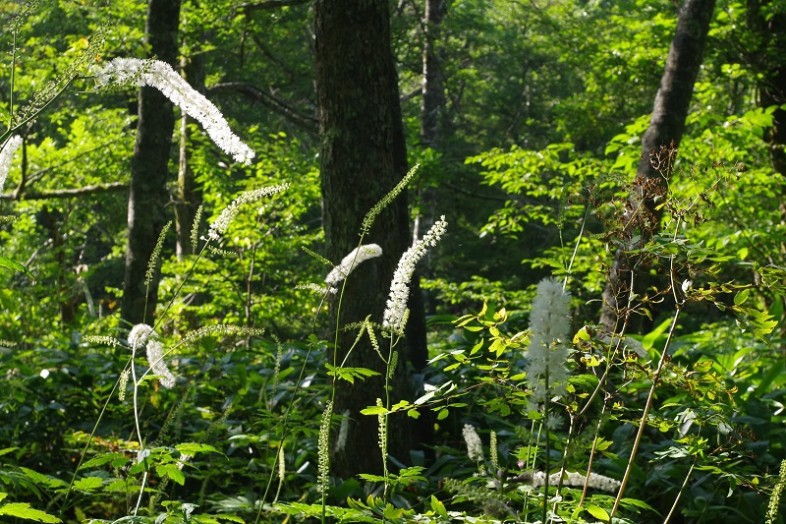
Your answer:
315,0 -> 426,478
120,0 -> 181,327
600,0 -> 715,333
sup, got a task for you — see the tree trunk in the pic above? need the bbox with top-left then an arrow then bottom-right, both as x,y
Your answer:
120,0 -> 181,328
420,0 -> 447,150
175,52 -> 205,260
600,0 -> 715,333
747,1 -> 786,181
315,0 -> 423,478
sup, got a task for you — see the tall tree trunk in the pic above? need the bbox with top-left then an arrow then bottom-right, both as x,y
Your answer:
420,0 -> 447,150
175,51 -> 205,260
120,0 -> 181,327
315,0 -> 422,478
600,0 -> 715,333
747,1 -> 786,182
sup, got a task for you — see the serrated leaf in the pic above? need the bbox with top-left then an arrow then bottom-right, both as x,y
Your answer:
73,477 -> 103,491
0,502 -> 62,523
357,473 -> 386,482
80,452 -> 130,470
175,443 -> 219,456
156,464 -> 185,485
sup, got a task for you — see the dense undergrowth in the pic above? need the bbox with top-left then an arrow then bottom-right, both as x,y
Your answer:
2,2 -> 786,524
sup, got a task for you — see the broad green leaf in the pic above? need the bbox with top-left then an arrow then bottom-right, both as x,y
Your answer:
175,443 -> 219,456
359,405 -> 387,416
73,477 -> 103,491
80,452 -> 130,470
585,504 -> 610,521
156,464 -> 185,485
0,502 -> 62,523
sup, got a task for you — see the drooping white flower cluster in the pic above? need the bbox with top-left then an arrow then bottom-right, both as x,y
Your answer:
382,216 -> 447,335
145,339 -> 176,389
530,470 -> 621,493
526,278 -> 571,404
462,424 -> 485,463
207,183 -> 289,241
325,244 -> 383,287
0,135 -> 22,193
94,58 -> 255,164
127,323 -> 176,389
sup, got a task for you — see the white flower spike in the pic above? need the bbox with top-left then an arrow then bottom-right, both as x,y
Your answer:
94,58 -> 255,164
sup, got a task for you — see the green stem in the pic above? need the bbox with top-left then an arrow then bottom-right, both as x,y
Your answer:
610,306 -> 681,520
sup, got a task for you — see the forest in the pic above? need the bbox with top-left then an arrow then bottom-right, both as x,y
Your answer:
1,0 -> 786,522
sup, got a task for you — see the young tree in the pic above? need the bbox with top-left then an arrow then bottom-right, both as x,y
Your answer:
315,0 -> 422,477
600,0 -> 716,333
120,0 -> 181,327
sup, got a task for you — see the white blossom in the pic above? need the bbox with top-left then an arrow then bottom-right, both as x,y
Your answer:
145,339 -> 176,389
94,58 -> 255,164
128,323 -> 155,350
207,184 -> 289,241
526,278 -> 571,403
0,135 -> 22,193
325,244 -> 383,286
530,470 -> 620,493
462,424 -> 484,463
383,216 -> 447,335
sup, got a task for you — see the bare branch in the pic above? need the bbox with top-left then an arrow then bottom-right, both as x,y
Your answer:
0,182 -> 128,201
208,82 -> 317,133
239,0 -> 309,12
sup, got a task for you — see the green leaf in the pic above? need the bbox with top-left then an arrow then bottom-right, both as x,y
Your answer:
73,477 -> 103,491
0,256 -> 31,277
359,405 -> 387,416
585,504 -> 610,521
175,443 -> 219,456
79,452 -> 130,470
734,288 -> 750,306
430,495 -> 448,519
357,473 -> 386,483
0,503 -> 62,523
156,464 -> 186,485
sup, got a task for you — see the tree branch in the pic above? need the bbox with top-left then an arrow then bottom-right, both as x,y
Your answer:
239,0 -> 309,12
208,81 -> 317,133
0,182 -> 128,201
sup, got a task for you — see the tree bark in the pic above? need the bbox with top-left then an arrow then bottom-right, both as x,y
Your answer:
747,0 -> 786,180
120,0 -> 181,327
315,0 -> 424,478
175,52 -> 205,260
600,0 -> 715,333
420,0 -> 447,150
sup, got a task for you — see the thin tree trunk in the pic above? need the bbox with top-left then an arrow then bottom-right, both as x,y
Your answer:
175,51 -> 205,260
315,0 -> 420,478
747,1 -> 786,181
120,0 -> 181,327
600,0 -> 715,333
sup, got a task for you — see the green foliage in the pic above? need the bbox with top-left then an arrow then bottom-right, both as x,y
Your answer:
3,1 -> 786,523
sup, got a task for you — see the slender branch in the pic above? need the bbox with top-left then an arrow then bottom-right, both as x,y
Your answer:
208,82 -> 317,132
0,181 -> 128,201
239,0 -> 309,11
